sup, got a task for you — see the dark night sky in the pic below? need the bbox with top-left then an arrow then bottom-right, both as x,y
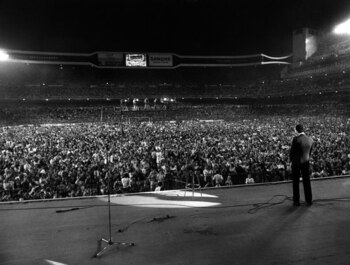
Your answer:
1,0 -> 350,55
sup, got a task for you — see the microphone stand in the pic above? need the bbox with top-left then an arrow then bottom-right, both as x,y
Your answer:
94,122 -> 134,257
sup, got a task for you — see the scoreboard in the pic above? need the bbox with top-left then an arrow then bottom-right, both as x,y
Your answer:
125,54 -> 147,67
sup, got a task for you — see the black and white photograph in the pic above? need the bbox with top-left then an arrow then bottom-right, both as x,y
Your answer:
0,0 -> 350,264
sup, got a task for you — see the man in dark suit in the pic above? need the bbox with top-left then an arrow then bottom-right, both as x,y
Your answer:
290,124 -> 313,206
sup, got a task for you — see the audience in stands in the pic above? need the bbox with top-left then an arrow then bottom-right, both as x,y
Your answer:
0,106 -> 349,201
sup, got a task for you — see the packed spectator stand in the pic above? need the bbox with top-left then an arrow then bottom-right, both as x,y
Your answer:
286,33 -> 350,80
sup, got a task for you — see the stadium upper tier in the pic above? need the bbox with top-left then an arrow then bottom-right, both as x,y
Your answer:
0,62 -> 349,99
286,33 -> 350,79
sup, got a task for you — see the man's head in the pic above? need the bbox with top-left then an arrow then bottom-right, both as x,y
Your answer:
295,124 -> 304,133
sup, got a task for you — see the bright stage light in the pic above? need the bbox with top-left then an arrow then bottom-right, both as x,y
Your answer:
0,50 -> 9,61
334,18 -> 350,34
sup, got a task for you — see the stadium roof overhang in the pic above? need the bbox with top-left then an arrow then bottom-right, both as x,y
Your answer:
0,49 -> 292,69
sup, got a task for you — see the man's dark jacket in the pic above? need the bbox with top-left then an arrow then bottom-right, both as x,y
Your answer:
290,134 -> 313,166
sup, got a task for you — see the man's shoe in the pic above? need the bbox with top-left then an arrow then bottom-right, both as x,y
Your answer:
293,202 -> 300,207
306,202 -> 313,206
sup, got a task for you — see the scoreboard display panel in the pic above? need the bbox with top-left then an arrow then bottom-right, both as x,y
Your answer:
125,54 -> 147,67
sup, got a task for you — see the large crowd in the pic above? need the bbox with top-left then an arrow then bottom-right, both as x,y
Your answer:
1,109 -> 349,201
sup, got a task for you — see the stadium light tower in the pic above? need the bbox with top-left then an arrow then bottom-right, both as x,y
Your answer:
0,50 -> 9,61
333,18 -> 350,34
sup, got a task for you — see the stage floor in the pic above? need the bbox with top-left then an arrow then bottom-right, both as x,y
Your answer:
1,176 -> 350,265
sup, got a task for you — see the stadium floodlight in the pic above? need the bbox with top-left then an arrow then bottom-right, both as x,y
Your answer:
334,18 -> 350,34
0,50 -> 9,61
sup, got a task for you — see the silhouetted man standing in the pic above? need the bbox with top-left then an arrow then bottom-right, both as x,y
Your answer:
290,124 -> 313,206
